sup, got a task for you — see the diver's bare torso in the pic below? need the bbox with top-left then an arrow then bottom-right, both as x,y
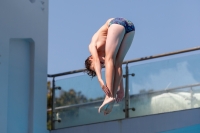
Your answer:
90,18 -> 114,58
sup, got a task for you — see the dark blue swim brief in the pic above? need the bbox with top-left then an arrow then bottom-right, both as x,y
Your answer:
109,18 -> 135,33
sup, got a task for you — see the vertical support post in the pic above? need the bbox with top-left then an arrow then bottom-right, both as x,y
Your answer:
190,87 -> 193,108
125,63 -> 129,118
51,77 -> 56,130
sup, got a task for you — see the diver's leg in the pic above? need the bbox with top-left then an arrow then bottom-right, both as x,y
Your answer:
102,31 -> 134,114
113,31 -> 135,100
116,69 -> 124,103
104,24 -> 125,97
98,24 -> 125,114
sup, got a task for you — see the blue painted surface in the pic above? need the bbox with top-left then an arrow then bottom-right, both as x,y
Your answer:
162,124 -> 200,133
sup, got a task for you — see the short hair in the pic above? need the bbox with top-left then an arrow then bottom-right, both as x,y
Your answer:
85,56 -> 96,78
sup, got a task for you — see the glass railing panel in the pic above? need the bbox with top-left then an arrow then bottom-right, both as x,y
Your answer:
128,53 -> 200,117
53,67 -> 126,128
54,99 -> 125,128
192,85 -> 200,108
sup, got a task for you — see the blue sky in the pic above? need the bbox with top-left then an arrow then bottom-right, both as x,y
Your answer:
48,0 -> 200,74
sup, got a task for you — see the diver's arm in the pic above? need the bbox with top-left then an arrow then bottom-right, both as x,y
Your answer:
89,43 -> 111,96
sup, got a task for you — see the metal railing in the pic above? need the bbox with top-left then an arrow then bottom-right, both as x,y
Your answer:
47,46 -> 200,129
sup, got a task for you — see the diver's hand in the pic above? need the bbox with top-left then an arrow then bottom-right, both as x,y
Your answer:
99,79 -> 111,97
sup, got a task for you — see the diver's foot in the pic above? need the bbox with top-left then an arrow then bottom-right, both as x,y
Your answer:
103,101 -> 115,115
98,96 -> 115,114
116,89 -> 124,103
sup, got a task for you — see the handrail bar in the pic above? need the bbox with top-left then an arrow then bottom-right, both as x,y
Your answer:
124,46 -> 200,63
48,68 -> 86,77
47,99 -> 103,112
47,83 -> 200,111
48,46 -> 200,77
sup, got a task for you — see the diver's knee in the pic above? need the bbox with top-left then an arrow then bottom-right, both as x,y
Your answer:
105,56 -> 115,64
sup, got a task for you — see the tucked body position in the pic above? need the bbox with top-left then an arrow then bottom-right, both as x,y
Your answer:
85,17 -> 135,115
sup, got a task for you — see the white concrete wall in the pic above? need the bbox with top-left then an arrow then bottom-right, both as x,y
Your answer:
0,0 -> 49,133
